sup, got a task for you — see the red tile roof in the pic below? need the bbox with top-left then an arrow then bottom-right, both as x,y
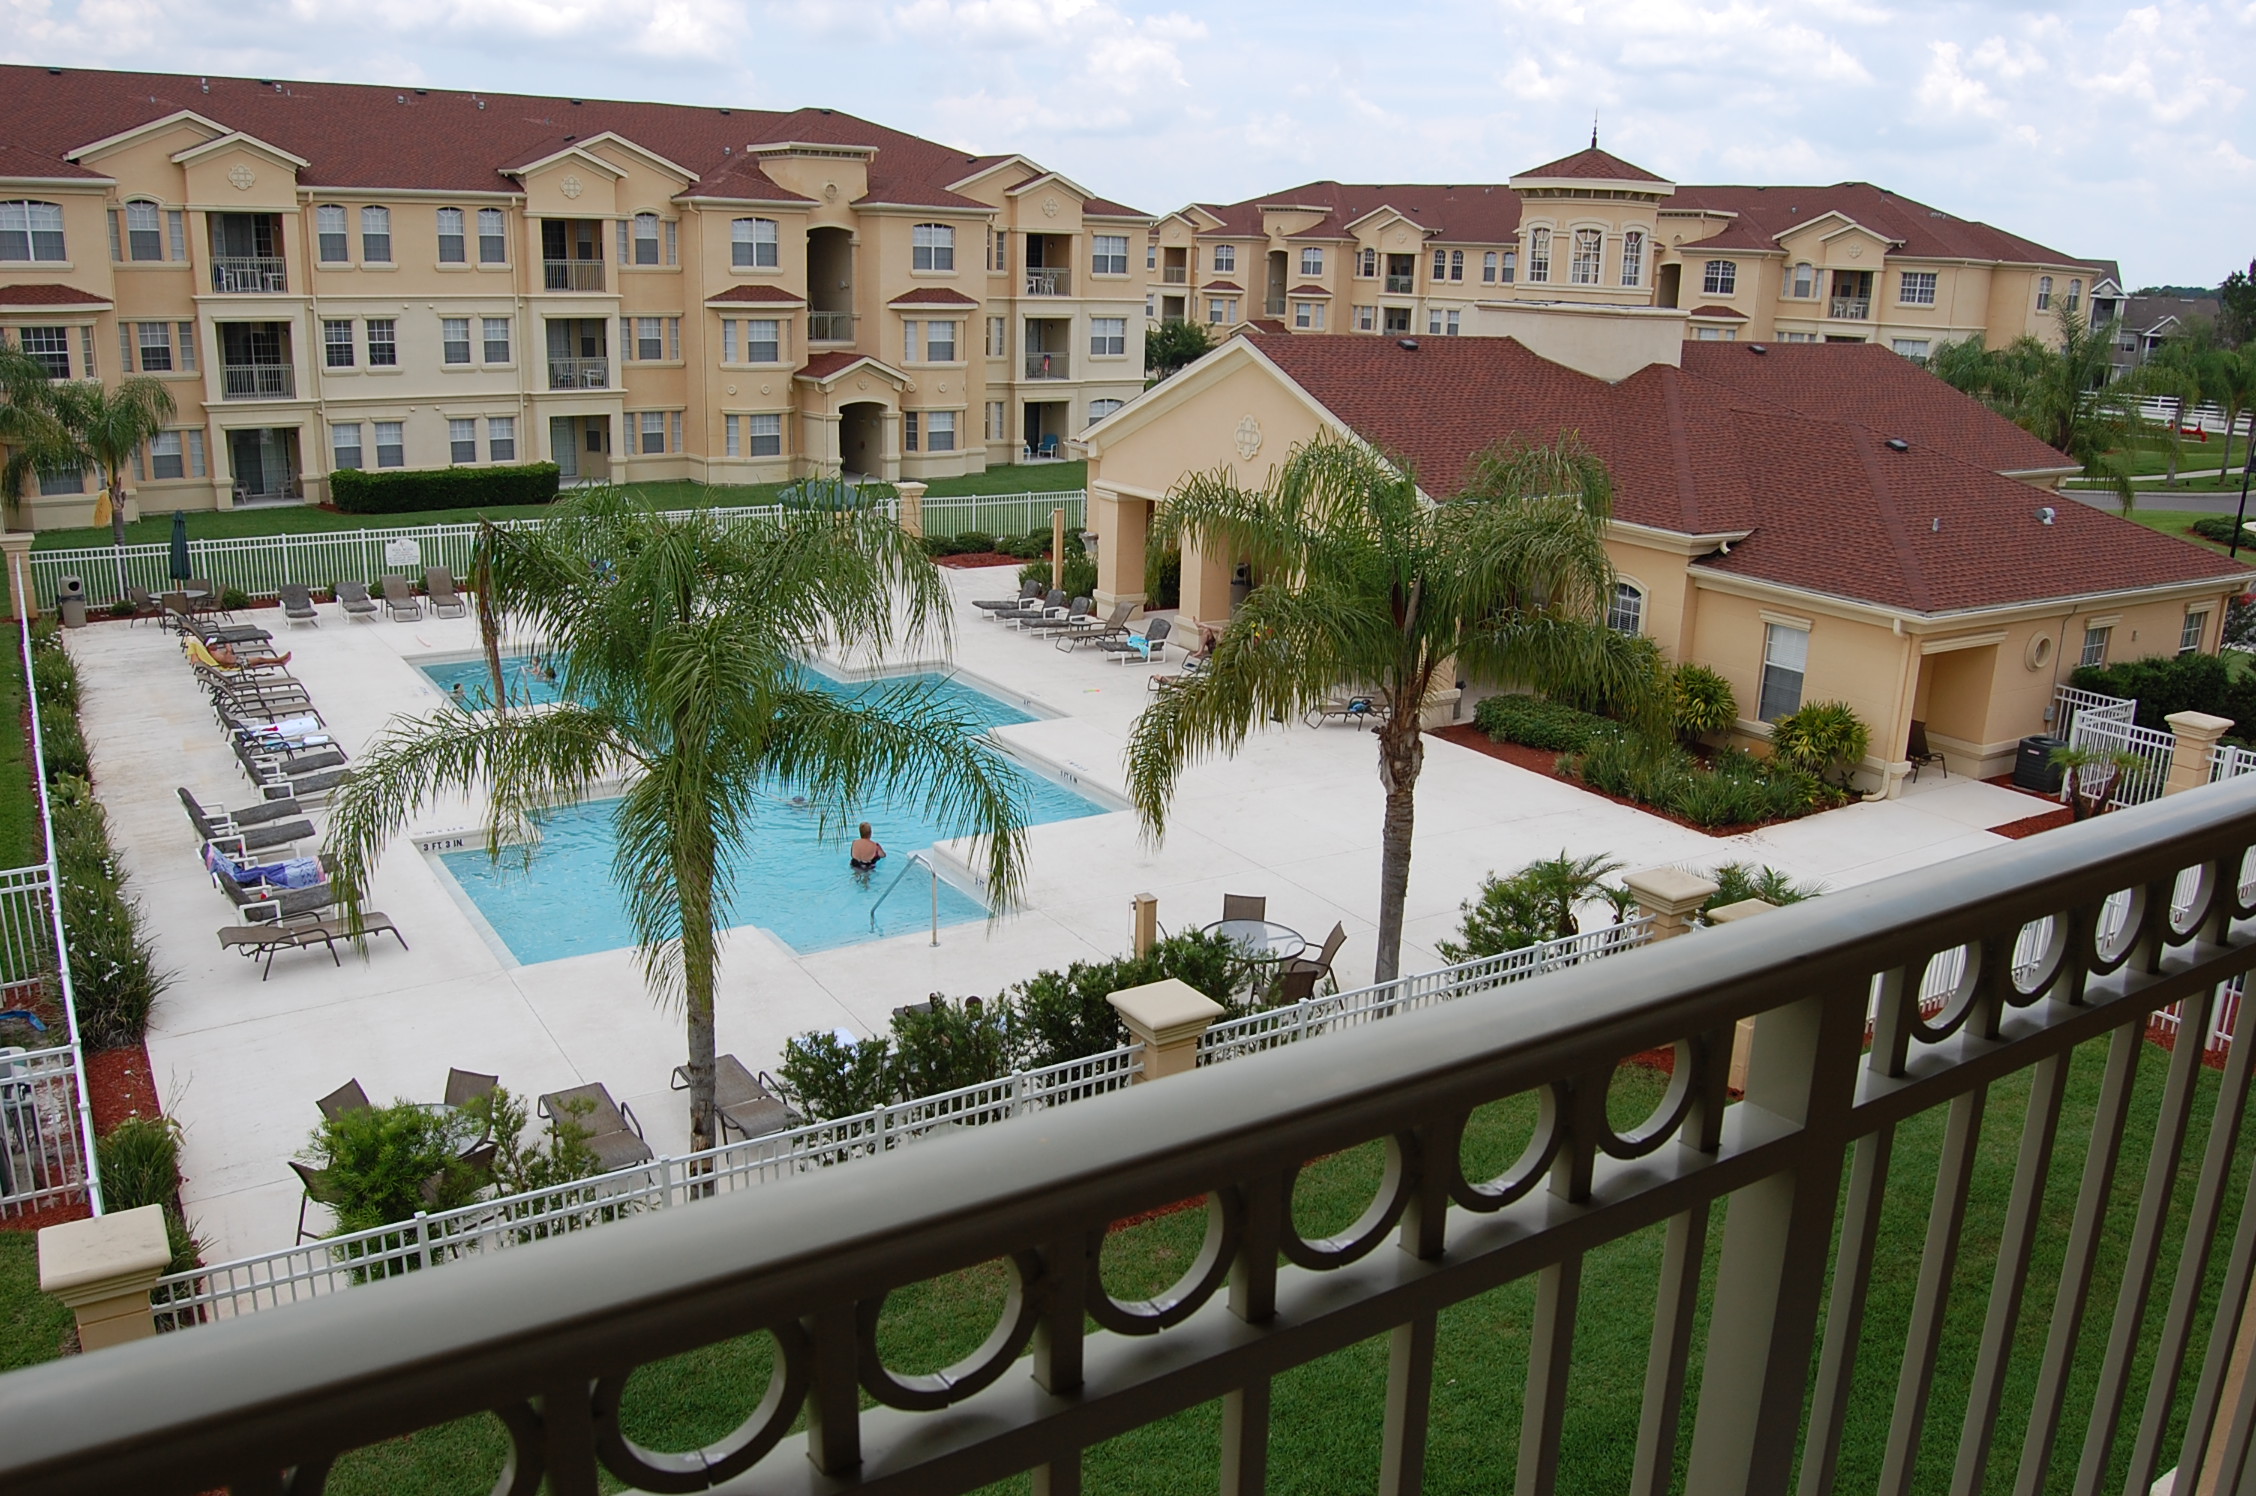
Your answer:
886,287 -> 981,306
706,284 -> 806,304
0,65 -> 1147,217
0,283 -> 109,306
1678,341 -> 2074,474
1192,182 -> 1525,245
1513,147 -> 1669,184
1287,283 -> 1331,297
1202,280 -> 1245,293
1665,182 -> 2079,264
1684,304 -> 1746,320
1248,334 -> 2245,613
796,351 -> 903,383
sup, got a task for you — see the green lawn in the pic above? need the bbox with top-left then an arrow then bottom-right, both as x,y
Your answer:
0,642 -> 41,868
2109,432 -> 2248,481
0,1234 -> 74,1370
2115,508 -> 2256,561
27,465 -> 1089,551
290,1038 -> 2254,1496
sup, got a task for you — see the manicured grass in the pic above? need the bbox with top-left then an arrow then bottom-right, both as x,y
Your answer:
312,1041 -> 2256,1495
2108,433 -> 2248,481
0,642 -> 41,868
0,1232 -> 74,1370
2116,508 -> 2256,559
27,465 -> 1089,551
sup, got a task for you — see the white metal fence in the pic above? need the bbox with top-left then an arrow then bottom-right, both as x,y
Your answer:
2215,744 -> 2256,783
918,490 -> 1086,543
2063,690 -> 2174,808
2052,683 -> 2128,740
0,1044 -> 94,1217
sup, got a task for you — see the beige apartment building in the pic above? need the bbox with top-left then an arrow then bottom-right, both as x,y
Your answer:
0,66 -> 1151,529
1146,145 -> 2115,363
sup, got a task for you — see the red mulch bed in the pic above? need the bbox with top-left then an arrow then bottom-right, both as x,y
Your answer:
931,553 -> 1026,570
1990,807 -> 2076,839
86,1044 -> 160,1135
1430,724 -> 1796,837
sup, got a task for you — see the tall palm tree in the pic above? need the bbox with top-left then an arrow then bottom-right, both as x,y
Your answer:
1931,307 -> 2139,510
0,352 -> 177,588
1126,433 -> 1664,983
326,486 -> 1032,1152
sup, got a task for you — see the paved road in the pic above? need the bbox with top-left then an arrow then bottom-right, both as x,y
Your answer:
2067,486 -> 2256,518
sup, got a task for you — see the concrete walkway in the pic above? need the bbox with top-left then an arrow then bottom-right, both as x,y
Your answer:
67,565 -> 2051,1259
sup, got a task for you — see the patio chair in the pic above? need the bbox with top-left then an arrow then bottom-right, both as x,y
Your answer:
424,569 -> 469,619
278,583 -> 319,628
218,919 -> 342,980
318,1078 -> 372,1120
186,577 -> 227,619
289,1160 -> 349,1243
335,580 -> 380,622
998,588 -> 1064,626
974,580 -> 1044,615
1275,966 -> 1321,1005
178,786 -> 314,855
1281,923 -> 1347,989
1098,615 -> 1171,663
1221,893 -> 1267,923
1056,600 -> 1134,651
381,575 -> 422,621
1025,596 -> 1092,633
538,1082 -> 653,1171
207,850 -> 337,922
124,586 -> 160,628
444,1068 -> 499,1109
1029,433 -> 1062,460
673,1054 -> 799,1142
1908,720 -> 1947,781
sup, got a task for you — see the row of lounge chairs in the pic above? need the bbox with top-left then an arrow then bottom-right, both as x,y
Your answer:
128,570 -> 471,631
972,580 -> 1176,663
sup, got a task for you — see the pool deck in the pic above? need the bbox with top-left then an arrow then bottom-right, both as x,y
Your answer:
66,567 -> 2051,1258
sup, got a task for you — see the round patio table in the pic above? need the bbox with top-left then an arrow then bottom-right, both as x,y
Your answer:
1205,918 -> 1306,962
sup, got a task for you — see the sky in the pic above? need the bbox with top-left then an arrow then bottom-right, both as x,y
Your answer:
4,0 -> 2251,287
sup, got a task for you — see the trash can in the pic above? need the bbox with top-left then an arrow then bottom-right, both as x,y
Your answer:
55,575 -> 85,629
2014,734 -> 2068,794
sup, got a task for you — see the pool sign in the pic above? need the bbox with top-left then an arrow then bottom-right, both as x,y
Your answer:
385,538 -> 422,567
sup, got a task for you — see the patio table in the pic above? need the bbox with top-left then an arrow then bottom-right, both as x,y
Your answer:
1205,918 -> 1307,962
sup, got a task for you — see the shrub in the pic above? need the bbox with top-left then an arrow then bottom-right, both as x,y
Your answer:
328,462 -> 561,515
105,598 -> 137,619
1702,863 -> 1821,917
1020,554 -> 1097,601
1561,733 -> 1833,829
95,1117 -> 202,1273
1000,530 -> 1051,561
1672,664 -> 1737,741
29,639 -> 78,714
2193,516 -> 2251,545
1436,852 -> 1628,964
476,1087 -> 602,1196
1768,701 -> 1870,787
218,587 -> 252,613
2071,652 -> 2256,735
37,710 -> 87,784
1473,695 -> 1615,753
48,776 -> 169,1048
304,1097 -> 495,1234
776,1030 -> 895,1122
888,995 -> 1011,1099
951,530 -> 997,556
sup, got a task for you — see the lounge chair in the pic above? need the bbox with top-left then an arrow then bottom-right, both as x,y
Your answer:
1222,893 -> 1267,923
998,588 -> 1064,626
1098,616 -> 1171,664
1305,694 -> 1388,730
207,849 -> 336,921
673,1054 -> 799,1142
1056,600 -> 1133,651
445,1068 -> 498,1108
424,569 -> 468,619
381,575 -> 422,621
178,786 -> 314,855
335,580 -> 380,622
168,601 -> 269,646
538,1082 -> 653,1171
318,1078 -> 372,1120
219,919 -> 341,980
975,581 -> 1043,615
234,734 -> 345,782
1908,719 -> 1947,781
1025,596 -> 1092,633
278,583 -> 319,628
289,1160 -> 348,1242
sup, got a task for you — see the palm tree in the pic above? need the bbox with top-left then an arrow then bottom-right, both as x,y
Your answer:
0,351 -> 177,589
1931,307 -> 2140,510
1126,433 -> 1664,983
325,486 -> 1033,1152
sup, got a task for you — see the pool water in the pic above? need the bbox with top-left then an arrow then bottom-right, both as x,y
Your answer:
415,659 -> 1106,961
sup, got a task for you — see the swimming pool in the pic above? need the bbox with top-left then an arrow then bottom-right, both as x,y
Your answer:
413,658 -> 1108,961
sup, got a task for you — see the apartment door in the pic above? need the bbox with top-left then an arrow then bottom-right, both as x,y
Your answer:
839,402 -> 885,479
228,428 -> 298,500
1266,251 -> 1288,317
1657,263 -> 1682,309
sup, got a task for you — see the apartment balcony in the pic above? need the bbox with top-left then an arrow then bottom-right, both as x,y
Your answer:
542,259 -> 605,293
809,311 -> 854,343
219,363 -> 293,401
1024,349 -> 1070,380
1025,267 -> 1072,297
1385,274 -> 1415,295
546,357 -> 610,391
1162,266 -> 1188,285
209,257 -> 286,295
1829,296 -> 1872,320
14,778 -> 2256,1496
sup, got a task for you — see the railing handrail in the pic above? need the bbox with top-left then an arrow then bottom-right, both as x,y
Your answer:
16,778 -> 2256,1494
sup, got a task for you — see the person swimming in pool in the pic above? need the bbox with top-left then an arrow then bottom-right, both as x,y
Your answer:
850,822 -> 885,870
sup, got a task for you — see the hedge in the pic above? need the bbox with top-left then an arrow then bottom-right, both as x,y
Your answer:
329,462 -> 561,515
2070,652 -> 2256,735
1473,694 -> 1616,753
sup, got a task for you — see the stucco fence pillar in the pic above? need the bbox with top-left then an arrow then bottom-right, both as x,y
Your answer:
1705,897 -> 1780,1092
1108,977 -> 1224,1082
38,1206 -> 171,1351
2164,711 -> 2235,797
895,480 -> 926,539
1090,487 -> 1149,614
0,532 -> 36,621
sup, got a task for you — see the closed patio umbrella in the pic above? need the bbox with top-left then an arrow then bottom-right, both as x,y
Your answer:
168,510 -> 191,584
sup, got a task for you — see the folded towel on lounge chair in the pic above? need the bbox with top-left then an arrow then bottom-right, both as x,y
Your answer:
204,845 -> 326,890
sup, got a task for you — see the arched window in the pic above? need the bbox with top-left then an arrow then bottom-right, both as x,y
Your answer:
913,223 -> 955,271
1527,229 -> 1551,283
1620,230 -> 1644,287
123,200 -> 164,261
0,201 -> 65,262
1570,229 -> 1603,285
1791,262 -> 1815,298
1450,249 -> 1464,281
436,207 -> 466,263
1501,250 -> 1517,283
1607,581 -> 1644,636
1089,398 -> 1124,424
2037,275 -> 2053,311
1433,247 -> 1448,281
633,212 -> 661,266
2067,278 -> 2082,314
732,217 -> 779,268
315,204 -> 348,262
1483,250 -> 1499,283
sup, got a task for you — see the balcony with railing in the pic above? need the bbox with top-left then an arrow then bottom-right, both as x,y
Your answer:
808,310 -> 854,343
11,776 -> 2256,1496
1163,266 -> 1188,284
1025,267 -> 1072,297
1384,273 -> 1415,295
542,259 -> 605,293
209,257 -> 286,295
545,357 -> 610,391
1025,348 -> 1070,380
219,363 -> 293,401
1829,296 -> 1871,320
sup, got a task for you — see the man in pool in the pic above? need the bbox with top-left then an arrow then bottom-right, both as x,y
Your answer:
850,823 -> 885,870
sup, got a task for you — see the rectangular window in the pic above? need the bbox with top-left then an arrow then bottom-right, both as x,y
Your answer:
912,223 -> 955,272
665,220 -> 677,267
167,209 -> 185,260
1892,339 -> 1931,362
317,205 -> 348,262
449,418 -> 477,463
1092,234 -> 1128,276
1145,241 -> 1156,270
1355,305 -> 1376,331
618,219 -> 631,266
987,316 -> 1006,357
725,414 -> 741,458
925,320 -> 957,362
721,319 -> 737,363
80,326 -> 95,381
903,320 -> 919,363
731,217 -> 779,269
745,318 -> 779,363
670,410 -> 682,452
667,317 -> 680,361
374,420 -> 404,469
0,202 -> 66,262
640,411 -> 665,454
1445,309 -> 1461,336
437,207 -> 466,263
1702,260 -> 1737,296
1758,623 -> 1808,723
903,411 -> 919,452
478,207 -> 507,263
1145,292 -> 1156,320
747,412 -> 782,456
187,429 -> 205,475
1899,271 -> 1937,306
1294,302 -> 1325,330
178,321 -> 196,371
927,410 -> 956,452
636,317 -> 663,361
1214,245 -> 1237,273
488,416 -> 516,462
2081,625 -> 2111,668
1089,316 -> 1125,356
37,467 -> 81,497
361,205 -> 392,263
483,317 -> 511,364
19,327 -> 68,378
2183,612 -> 2208,654
985,401 -> 1006,440
1300,247 -> 1324,277
1208,297 -> 1237,325
125,201 -> 164,261
1427,308 -> 1442,335
1781,331 -> 1819,343
441,317 -> 472,365
323,319 -> 355,368
136,322 -> 173,373
367,319 -> 397,366
148,430 -> 185,480
633,214 -> 661,266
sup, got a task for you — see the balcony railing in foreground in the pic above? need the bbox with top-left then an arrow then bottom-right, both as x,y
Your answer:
10,780 -> 2256,1496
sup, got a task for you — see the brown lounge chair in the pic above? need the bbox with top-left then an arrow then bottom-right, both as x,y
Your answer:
424,568 -> 469,619
335,580 -> 380,622
381,575 -> 422,621
218,912 -> 406,979
673,1054 -> 799,1142
289,1160 -> 348,1242
444,1067 -> 498,1108
318,1078 -> 372,1120
538,1082 -> 653,1171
